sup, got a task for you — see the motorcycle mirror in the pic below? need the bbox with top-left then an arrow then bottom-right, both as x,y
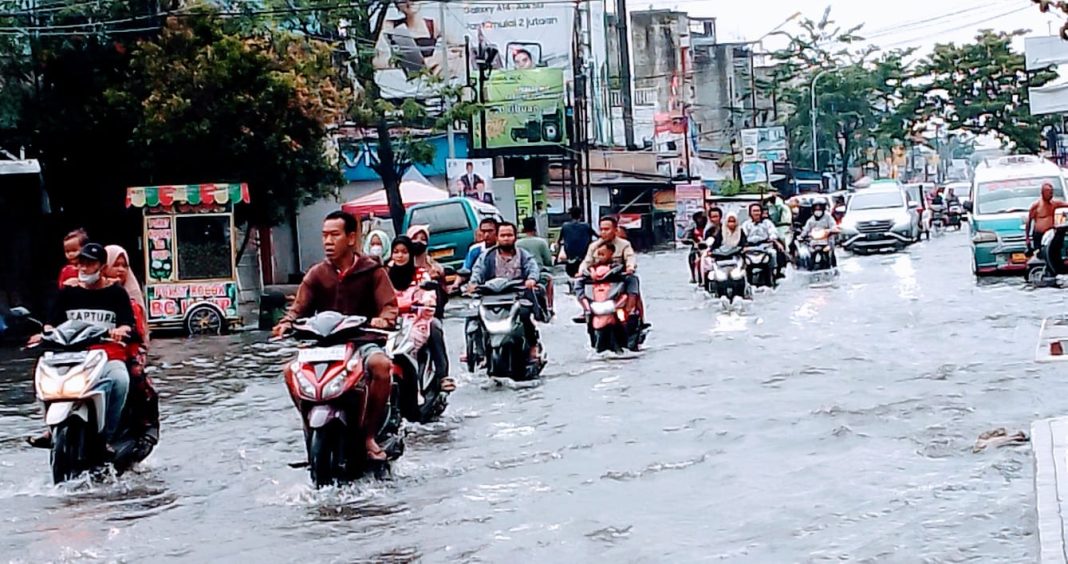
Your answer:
834,205 -> 846,215
9,306 -> 30,318
963,201 -> 973,213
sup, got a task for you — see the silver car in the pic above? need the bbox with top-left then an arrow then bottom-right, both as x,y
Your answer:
839,183 -> 921,253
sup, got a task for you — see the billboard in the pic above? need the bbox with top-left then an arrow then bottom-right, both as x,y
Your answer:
446,158 -> 494,203
674,184 -> 705,240
371,1 -> 575,101
740,162 -> 769,185
740,126 -> 788,163
473,68 -> 568,150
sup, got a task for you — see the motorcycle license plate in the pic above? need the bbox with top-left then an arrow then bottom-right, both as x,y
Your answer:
297,345 -> 347,363
430,248 -> 452,259
1010,253 -> 1027,264
46,351 -> 87,364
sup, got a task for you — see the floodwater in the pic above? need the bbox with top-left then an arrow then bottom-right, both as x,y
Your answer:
1,231 -> 1063,562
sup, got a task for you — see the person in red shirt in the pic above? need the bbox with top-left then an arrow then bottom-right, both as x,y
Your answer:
58,228 -> 89,288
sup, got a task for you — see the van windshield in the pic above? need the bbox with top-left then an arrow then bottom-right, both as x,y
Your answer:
849,190 -> 904,211
975,176 -> 1065,215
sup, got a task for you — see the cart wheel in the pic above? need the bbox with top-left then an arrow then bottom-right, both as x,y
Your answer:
186,305 -> 224,336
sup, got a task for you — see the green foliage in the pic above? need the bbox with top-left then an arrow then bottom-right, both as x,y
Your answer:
0,0 -> 347,232
914,29 -> 1056,154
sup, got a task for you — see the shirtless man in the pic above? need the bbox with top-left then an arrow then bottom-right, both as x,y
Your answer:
1026,183 -> 1068,253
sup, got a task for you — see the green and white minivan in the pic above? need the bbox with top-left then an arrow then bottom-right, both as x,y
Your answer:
969,155 -> 1066,276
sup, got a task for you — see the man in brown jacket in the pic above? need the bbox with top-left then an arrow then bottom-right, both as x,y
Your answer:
273,211 -> 399,461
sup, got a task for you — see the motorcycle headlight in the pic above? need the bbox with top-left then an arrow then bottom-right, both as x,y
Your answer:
730,269 -> 745,280
714,271 -> 727,282
484,318 -> 514,334
590,301 -> 617,316
321,374 -> 347,400
62,373 -> 89,396
296,372 -> 317,399
38,374 -> 62,397
972,230 -> 998,244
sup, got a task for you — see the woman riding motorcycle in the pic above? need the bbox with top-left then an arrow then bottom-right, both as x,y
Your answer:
388,236 -> 454,393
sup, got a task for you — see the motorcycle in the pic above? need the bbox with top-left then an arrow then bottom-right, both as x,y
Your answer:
929,204 -> 946,237
744,245 -> 778,289
389,283 -> 449,424
1026,215 -> 1068,286
32,320 -> 152,483
702,245 -> 750,308
282,312 -> 404,486
578,265 -> 649,353
798,228 -> 837,276
946,202 -> 963,230
465,278 -> 545,382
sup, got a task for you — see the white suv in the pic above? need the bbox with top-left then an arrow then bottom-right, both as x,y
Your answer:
839,182 -> 920,253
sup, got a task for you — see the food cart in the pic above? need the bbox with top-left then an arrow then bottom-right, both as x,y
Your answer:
125,183 -> 250,335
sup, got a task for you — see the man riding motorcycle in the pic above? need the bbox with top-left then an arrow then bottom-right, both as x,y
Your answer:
469,222 -> 543,362
742,203 -> 785,277
797,200 -> 839,269
681,211 -> 708,283
580,216 -> 643,325
272,211 -> 398,462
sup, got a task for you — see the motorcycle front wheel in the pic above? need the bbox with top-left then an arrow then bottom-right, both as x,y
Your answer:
51,419 -> 91,484
308,424 -> 343,488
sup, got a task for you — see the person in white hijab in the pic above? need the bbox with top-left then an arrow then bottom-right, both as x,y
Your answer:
718,212 -> 745,250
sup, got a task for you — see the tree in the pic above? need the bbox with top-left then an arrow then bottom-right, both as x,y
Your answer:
0,1 -> 348,251
115,9 -> 347,231
915,29 -> 1056,153
267,0 -> 474,233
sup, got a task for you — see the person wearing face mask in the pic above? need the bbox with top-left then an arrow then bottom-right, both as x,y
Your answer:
406,224 -> 448,318
798,200 -> 839,270
364,230 -> 391,262
26,243 -> 138,452
388,236 -> 454,393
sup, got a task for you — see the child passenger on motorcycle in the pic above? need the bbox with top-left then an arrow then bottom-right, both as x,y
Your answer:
388,237 -> 454,393
574,243 -> 615,296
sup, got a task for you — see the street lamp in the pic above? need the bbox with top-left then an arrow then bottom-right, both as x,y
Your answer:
810,68 -> 831,171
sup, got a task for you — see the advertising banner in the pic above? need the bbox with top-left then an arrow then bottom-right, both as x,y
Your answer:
514,178 -> 534,221
473,68 -> 568,150
740,162 -> 770,185
146,282 -> 238,322
446,158 -> 494,202
145,216 -> 175,283
371,1 -> 574,100
674,184 -> 705,240
740,126 -> 788,163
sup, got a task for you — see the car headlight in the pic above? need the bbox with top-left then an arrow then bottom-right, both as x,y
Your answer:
321,374 -> 347,400
972,230 -> 998,244
296,372 -> 317,399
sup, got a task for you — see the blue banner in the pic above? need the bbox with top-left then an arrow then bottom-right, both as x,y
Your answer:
339,134 -> 469,182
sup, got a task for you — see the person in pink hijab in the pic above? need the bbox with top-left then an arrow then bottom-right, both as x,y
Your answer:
104,245 -> 159,449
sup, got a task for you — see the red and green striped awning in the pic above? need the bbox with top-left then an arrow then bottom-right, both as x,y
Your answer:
126,183 -> 250,208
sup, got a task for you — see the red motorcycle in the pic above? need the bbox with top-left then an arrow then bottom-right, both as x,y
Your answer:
578,265 -> 649,353
282,312 -> 403,486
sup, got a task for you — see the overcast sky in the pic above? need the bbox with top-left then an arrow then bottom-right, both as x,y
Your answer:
646,0 -> 1061,54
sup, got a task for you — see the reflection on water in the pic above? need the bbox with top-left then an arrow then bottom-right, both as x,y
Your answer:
0,234 -> 1064,561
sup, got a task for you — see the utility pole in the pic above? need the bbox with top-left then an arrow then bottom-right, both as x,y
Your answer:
615,0 -> 636,149
810,69 -> 830,171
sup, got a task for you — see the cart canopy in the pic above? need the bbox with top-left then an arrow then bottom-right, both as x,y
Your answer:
341,181 -> 449,218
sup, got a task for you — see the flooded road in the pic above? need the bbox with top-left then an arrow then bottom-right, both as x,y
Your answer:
1,231 -> 1063,562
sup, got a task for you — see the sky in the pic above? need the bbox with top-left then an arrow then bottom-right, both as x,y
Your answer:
647,0 -> 1061,55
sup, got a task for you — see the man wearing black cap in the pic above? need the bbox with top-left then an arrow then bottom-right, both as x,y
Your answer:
28,243 -> 136,450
